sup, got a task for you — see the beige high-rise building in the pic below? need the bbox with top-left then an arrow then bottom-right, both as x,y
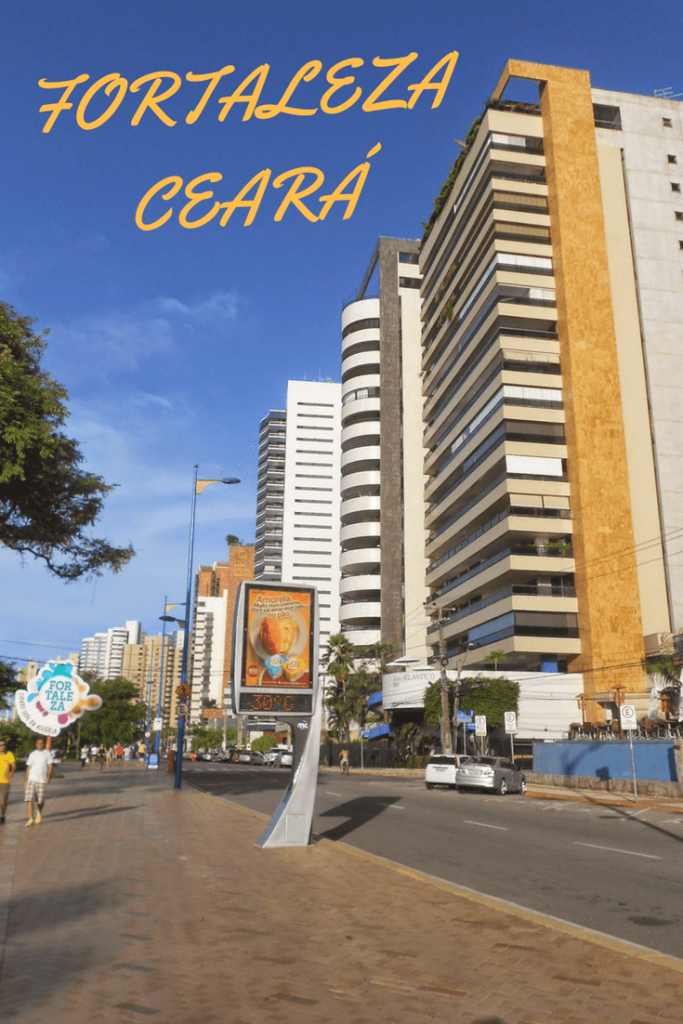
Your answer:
122,631 -> 184,729
420,60 -> 681,717
189,543 -> 255,724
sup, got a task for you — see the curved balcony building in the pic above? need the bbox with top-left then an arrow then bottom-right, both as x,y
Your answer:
339,239 -> 430,657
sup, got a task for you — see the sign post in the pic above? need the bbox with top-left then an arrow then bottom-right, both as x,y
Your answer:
620,704 -> 638,802
232,581 -> 319,847
504,711 -> 517,762
475,714 -> 487,755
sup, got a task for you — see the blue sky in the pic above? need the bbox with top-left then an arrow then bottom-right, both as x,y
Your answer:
2,0 -> 681,671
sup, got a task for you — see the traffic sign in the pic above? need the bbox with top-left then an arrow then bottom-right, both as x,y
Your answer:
504,711 -> 518,734
475,715 -> 487,736
620,704 -> 637,731
175,684 -> 191,700
177,703 -> 189,717
152,717 -> 162,730
457,709 -> 474,723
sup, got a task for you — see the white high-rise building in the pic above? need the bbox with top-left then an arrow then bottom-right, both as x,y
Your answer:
340,237 -> 429,660
280,380 -> 342,665
80,620 -> 141,680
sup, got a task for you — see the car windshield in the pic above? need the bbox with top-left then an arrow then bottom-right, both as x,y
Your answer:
466,757 -> 498,766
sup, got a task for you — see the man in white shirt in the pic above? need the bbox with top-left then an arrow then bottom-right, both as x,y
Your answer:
24,737 -> 54,827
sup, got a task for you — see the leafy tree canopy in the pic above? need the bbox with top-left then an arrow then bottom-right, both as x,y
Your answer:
324,635 -> 396,741
189,726 -> 223,751
0,302 -> 134,580
77,677 -> 146,747
251,734 -> 277,754
0,658 -> 16,709
423,676 -> 519,729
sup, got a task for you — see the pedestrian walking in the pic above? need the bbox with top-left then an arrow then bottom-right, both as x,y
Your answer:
0,739 -> 16,824
115,742 -> 124,765
80,745 -> 89,769
24,737 -> 54,827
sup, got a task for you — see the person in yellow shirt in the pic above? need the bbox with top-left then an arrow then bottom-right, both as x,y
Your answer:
0,739 -> 16,824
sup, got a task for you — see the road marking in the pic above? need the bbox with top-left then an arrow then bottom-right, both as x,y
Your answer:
326,791 -> 342,797
619,809 -> 648,821
464,820 -> 508,831
574,842 -> 661,860
541,803 -> 568,811
387,805 -> 405,811
663,818 -> 683,824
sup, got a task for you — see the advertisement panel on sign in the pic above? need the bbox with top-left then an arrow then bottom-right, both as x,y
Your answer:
15,660 -> 102,736
232,581 -> 318,718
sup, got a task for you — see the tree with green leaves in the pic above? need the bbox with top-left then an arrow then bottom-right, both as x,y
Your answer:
76,678 -> 146,747
0,302 -> 134,580
424,676 -> 519,732
0,659 -> 16,712
484,649 -> 507,673
324,635 -> 396,741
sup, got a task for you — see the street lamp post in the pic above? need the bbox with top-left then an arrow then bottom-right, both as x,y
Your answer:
144,680 -> 153,765
174,465 -> 239,790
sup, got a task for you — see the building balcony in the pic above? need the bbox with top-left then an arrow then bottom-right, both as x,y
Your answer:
340,396 -> 381,426
340,521 -> 381,548
340,547 -> 381,574
341,446 -> 381,474
339,602 -> 383,627
340,470 -> 381,500
341,495 -> 381,524
341,628 -> 382,649
342,348 -> 381,382
340,574 -> 382,599
341,419 -> 381,450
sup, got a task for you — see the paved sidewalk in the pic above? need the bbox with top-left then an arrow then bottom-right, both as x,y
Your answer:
1,765 -> 683,1024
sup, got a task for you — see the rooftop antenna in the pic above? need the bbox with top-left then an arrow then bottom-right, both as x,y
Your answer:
655,87 -> 683,98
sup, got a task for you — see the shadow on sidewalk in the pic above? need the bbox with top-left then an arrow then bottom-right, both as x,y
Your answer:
316,795 -> 402,842
45,804 -> 143,822
3,877 -> 123,938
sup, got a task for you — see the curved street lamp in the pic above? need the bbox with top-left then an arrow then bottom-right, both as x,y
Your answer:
174,465 -> 240,789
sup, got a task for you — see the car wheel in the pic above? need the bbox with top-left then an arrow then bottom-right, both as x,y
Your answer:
497,778 -> 508,796
426,782 -> 434,790
519,778 -> 527,795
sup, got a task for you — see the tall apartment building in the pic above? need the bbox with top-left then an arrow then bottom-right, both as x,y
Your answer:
420,60 -> 681,710
255,382 -> 342,676
254,411 -> 286,581
80,620 -> 142,680
189,543 -> 255,723
122,631 -> 184,728
340,238 -> 430,659
280,380 -> 342,663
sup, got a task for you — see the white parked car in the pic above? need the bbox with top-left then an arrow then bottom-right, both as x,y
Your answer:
425,754 -> 473,789
264,745 -> 290,766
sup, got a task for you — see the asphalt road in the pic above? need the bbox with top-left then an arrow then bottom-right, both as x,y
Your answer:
183,762 -> 683,960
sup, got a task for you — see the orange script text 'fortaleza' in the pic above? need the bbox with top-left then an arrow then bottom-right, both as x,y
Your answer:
37,51 -> 459,229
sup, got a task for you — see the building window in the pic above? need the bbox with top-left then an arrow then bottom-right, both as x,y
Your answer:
676,212 -> 683,221
668,155 -> 678,164
663,117 -> 673,128
399,276 -> 421,289
592,103 -> 622,130
672,183 -> 681,192
679,241 -> 683,250
399,252 -> 419,264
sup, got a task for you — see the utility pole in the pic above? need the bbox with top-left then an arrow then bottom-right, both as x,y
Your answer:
429,604 -> 453,755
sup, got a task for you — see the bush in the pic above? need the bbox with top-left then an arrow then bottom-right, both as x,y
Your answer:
251,735 -> 278,754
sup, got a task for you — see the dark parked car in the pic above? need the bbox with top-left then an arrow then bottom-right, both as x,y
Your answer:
456,756 -> 527,795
